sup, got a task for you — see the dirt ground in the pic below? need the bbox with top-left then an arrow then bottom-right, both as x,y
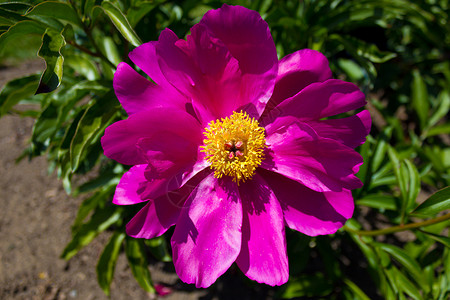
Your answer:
0,61 -> 209,300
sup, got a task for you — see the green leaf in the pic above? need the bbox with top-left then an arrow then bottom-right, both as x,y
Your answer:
100,1 -> 142,47
279,273 -> 333,298
71,186 -> 115,233
70,91 -> 119,172
0,74 -> 40,116
0,20 -> 46,54
392,266 -> 423,300
97,232 -> 126,296
125,238 -> 155,293
356,194 -> 397,210
420,231 -> 450,248
411,69 -> 429,131
145,236 -> 172,262
343,278 -> 371,300
413,186 -> 450,216
65,54 -> 100,80
428,90 -> 450,129
404,159 -> 421,211
61,205 -> 123,260
375,242 -> 429,293
36,28 -> 66,94
426,123 -> 450,137
25,1 -> 82,28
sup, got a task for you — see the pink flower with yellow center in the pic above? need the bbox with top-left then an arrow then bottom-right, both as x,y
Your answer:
101,4 -> 371,288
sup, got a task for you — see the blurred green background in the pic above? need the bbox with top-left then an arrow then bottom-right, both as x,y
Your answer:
0,0 -> 449,299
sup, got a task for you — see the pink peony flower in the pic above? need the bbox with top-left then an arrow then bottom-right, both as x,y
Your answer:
101,4 -> 371,288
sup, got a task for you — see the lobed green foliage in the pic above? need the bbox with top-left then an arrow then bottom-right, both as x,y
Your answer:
1,0 -> 449,298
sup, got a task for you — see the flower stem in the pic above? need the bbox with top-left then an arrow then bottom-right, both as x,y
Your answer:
345,213 -> 450,236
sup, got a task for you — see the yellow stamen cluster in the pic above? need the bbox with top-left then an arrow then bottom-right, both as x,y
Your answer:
201,111 -> 266,184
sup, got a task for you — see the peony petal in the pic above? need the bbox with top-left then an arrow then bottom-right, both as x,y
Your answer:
185,23 -> 245,123
262,117 -> 363,192
200,4 -> 278,118
128,41 -> 167,86
236,173 -> 289,286
171,174 -> 242,288
126,172 -> 204,239
265,49 -> 332,112
307,110 -> 371,148
101,108 -> 203,165
113,62 -> 186,115
113,164 -> 149,205
260,169 -> 354,236
263,79 -> 366,125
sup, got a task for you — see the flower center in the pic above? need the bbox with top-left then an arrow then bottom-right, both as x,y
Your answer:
201,111 -> 266,184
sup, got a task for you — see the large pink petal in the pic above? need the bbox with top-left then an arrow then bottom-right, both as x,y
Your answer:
260,169 -> 354,236
262,117 -> 363,192
200,4 -> 278,118
126,171 -> 205,239
307,110 -> 371,149
101,108 -> 203,165
128,41 -> 167,86
236,174 -> 288,286
265,49 -> 332,113
171,174 -> 242,288
113,62 -> 186,115
155,26 -> 248,125
113,164 -> 149,205
262,79 -> 366,125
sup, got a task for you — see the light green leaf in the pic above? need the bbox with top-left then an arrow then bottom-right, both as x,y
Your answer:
65,54 -> 100,80
61,205 -> 123,260
356,194 -> 397,210
426,123 -> 450,137
25,1 -> 82,28
343,278 -> 371,300
413,186 -> 450,216
0,74 -> 40,116
411,69 -> 429,131
97,232 -> 126,296
125,238 -> 155,293
0,20 -> 46,54
100,1 -> 142,47
36,28 -> 66,94
428,90 -> 450,129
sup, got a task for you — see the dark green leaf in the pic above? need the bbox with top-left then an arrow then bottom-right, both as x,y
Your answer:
125,238 -> 155,293
375,242 -> 429,292
393,266 -> 423,300
36,28 -> 66,94
411,69 -> 429,131
145,236 -> 172,262
97,232 -> 125,296
70,91 -> 119,172
413,186 -> 450,216
279,273 -> 333,298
